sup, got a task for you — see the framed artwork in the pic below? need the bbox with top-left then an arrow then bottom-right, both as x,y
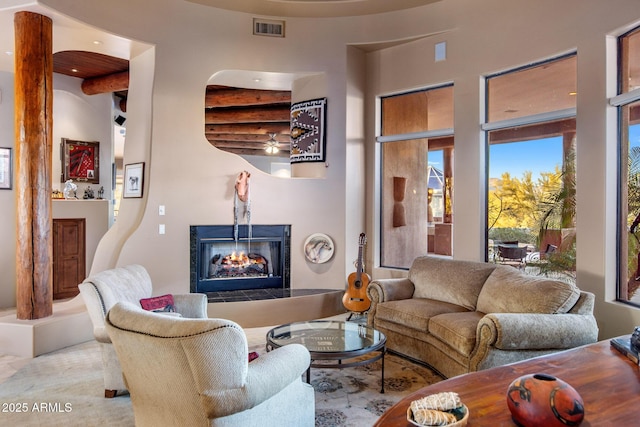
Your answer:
62,138 -> 99,183
290,97 -> 327,164
123,162 -> 145,198
0,147 -> 12,190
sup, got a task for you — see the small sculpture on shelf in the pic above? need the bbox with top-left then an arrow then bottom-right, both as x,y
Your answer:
63,180 -> 77,199
97,186 -> 104,199
83,186 -> 95,199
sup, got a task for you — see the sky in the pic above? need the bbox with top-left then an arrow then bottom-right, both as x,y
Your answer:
427,124 -> 640,181
489,137 -> 563,180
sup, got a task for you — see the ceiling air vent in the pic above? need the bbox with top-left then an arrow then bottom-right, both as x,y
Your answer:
253,18 -> 285,37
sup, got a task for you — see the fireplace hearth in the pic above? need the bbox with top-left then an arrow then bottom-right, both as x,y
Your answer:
190,224 -> 290,293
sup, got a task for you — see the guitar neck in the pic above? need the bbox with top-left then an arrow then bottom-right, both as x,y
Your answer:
356,245 -> 364,281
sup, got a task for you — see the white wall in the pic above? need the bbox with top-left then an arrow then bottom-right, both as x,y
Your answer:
0,71 -> 16,308
0,71 -> 113,309
42,0 -> 363,300
52,74 -> 113,201
2,0 -> 639,338
364,0 -> 640,338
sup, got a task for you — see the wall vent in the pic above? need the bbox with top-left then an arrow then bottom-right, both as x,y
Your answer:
253,18 -> 285,37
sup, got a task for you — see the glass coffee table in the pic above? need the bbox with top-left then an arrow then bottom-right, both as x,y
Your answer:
266,320 -> 387,393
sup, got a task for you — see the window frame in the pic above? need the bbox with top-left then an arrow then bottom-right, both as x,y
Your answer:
483,53 -> 578,264
613,25 -> 640,305
377,84 -> 454,269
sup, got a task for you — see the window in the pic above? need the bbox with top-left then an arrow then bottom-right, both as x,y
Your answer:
616,26 -> 640,304
484,55 -> 577,280
378,85 -> 453,269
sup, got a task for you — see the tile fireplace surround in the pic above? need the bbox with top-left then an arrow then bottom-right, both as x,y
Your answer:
190,224 -> 291,294
206,288 -> 335,303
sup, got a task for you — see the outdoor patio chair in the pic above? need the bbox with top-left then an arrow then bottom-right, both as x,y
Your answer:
496,244 -> 527,269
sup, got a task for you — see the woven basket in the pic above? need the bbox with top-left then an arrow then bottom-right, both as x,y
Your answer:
406,404 -> 469,427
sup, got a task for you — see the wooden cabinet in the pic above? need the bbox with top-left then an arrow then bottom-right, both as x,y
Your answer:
53,218 -> 86,300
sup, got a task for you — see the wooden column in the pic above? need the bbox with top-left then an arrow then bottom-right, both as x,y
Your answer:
14,11 -> 54,320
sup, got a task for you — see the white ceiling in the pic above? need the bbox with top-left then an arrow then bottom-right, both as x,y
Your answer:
0,2 -> 144,74
184,0 -> 442,18
0,1 -> 442,77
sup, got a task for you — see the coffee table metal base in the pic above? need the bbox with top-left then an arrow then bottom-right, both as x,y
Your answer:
265,320 -> 387,394
306,347 -> 386,393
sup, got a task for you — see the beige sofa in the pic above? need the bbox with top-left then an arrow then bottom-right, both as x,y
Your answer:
367,256 -> 598,378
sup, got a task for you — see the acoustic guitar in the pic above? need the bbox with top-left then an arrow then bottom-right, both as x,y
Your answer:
342,233 -> 372,313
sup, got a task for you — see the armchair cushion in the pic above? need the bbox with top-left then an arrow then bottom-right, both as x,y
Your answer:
477,266 -> 580,314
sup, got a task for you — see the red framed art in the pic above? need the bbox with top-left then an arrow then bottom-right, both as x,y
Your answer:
62,138 -> 99,184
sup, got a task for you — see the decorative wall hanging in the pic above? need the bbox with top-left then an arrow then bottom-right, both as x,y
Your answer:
290,97 -> 327,164
123,162 -> 144,198
393,176 -> 407,227
234,170 -> 252,250
61,138 -> 99,183
304,233 -> 334,264
0,147 -> 11,189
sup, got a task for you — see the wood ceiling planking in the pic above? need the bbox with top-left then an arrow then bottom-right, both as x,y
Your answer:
205,85 -> 292,157
53,50 -> 129,79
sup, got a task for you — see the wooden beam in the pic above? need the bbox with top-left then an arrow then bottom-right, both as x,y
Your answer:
205,86 -> 291,107
81,70 -> 129,95
205,105 -> 291,124
205,122 -> 290,135
205,133 -> 291,143
208,139 -> 291,150
489,119 -> 576,145
14,11 -> 54,320
213,145 -> 290,158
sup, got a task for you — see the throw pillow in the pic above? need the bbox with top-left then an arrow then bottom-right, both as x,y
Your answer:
140,294 -> 176,313
476,266 -> 580,314
248,351 -> 259,362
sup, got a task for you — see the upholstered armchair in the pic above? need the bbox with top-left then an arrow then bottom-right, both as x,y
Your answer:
78,264 -> 208,397
105,301 -> 315,427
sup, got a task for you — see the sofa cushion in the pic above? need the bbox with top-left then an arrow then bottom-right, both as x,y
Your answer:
429,311 -> 485,357
476,266 -> 580,314
376,298 -> 469,332
409,257 -> 497,310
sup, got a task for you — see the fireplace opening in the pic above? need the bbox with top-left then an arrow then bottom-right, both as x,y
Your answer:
190,224 -> 290,293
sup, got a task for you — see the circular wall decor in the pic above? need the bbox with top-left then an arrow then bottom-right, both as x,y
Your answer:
304,233 -> 335,264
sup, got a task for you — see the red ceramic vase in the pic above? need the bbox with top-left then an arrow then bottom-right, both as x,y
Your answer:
506,373 -> 584,427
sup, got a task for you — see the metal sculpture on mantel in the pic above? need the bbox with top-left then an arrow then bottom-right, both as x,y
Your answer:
234,171 -> 252,251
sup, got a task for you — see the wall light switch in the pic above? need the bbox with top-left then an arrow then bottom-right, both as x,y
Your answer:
159,205 -> 165,215
435,41 -> 447,62
159,224 -> 165,234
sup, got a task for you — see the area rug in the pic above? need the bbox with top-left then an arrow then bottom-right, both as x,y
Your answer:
309,353 -> 444,427
0,340 -> 443,427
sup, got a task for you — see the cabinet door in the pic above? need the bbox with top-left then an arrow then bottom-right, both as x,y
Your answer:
53,218 -> 86,300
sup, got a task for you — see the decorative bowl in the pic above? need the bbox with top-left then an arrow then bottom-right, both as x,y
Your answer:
506,373 -> 584,427
407,403 -> 468,427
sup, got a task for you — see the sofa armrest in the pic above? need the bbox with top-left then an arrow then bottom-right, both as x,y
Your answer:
470,312 -> 599,372
173,293 -> 208,318
476,312 -> 599,351
200,344 -> 310,418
